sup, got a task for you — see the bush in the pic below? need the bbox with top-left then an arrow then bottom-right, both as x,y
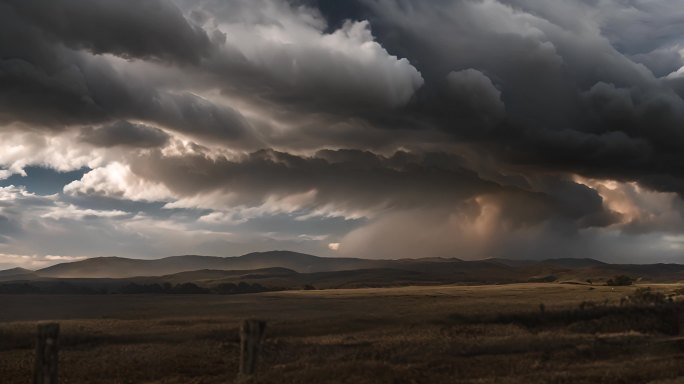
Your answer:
214,283 -> 238,294
624,287 -> 667,306
171,283 -> 210,294
606,275 -> 635,286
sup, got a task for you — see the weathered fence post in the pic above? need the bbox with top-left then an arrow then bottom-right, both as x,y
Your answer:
34,323 -> 59,384
677,313 -> 684,335
239,319 -> 266,378
674,313 -> 684,351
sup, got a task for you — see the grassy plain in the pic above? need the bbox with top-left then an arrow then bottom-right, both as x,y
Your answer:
3,283 -> 684,383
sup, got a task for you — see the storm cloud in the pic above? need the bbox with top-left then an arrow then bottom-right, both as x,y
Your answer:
2,0 -> 684,263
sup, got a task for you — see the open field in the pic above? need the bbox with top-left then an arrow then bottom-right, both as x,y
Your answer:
4,283 -> 684,383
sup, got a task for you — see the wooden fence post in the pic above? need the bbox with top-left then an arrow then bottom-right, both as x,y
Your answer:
678,313 -> 684,336
34,323 -> 59,384
239,319 -> 266,378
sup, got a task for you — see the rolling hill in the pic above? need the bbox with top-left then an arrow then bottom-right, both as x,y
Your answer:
0,267 -> 36,279
35,251 -> 387,278
2,251 -> 684,293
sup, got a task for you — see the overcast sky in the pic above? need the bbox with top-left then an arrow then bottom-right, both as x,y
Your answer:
3,0 -> 684,268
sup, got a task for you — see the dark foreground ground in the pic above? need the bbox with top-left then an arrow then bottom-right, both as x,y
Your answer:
3,283 -> 684,383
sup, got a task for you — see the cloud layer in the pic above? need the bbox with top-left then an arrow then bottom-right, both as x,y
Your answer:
2,0 -> 684,264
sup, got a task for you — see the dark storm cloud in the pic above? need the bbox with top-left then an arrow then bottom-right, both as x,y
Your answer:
4,0 -> 684,261
120,148 -> 617,230
0,0 -> 421,148
80,121 -> 170,148
632,48 -> 684,78
169,0 -> 424,133
347,0 -> 684,199
0,55 -> 105,126
0,0 -> 256,146
4,0 -> 213,64
131,149 -> 493,209
0,50 -> 256,144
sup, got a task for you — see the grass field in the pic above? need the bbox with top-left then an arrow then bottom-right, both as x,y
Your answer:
3,283 -> 684,383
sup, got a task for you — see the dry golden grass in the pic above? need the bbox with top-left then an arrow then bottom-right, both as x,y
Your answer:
3,283 -> 684,383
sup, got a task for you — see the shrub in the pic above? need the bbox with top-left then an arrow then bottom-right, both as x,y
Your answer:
624,287 -> 667,306
214,283 -> 238,294
528,275 -> 557,283
170,283 -> 210,294
606,275 -> 635,286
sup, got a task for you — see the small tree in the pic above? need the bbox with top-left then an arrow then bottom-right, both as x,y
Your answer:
215,283 -> 237,294
606,275 -> 635,286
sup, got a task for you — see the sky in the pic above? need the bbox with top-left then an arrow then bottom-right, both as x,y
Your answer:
3,0 -> 684,268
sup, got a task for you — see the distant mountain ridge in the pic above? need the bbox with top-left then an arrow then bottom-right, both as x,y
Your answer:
34,251 -> 388,278
0,267 -> 36,278
3,251 -> 684,286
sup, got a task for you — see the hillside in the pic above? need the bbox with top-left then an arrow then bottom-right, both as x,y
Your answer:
35,251 -> 386,278
0,267 -> 36,278
2,252 -> 684,292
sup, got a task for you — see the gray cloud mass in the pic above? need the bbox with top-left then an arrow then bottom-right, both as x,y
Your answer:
2,0 -> 684,264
